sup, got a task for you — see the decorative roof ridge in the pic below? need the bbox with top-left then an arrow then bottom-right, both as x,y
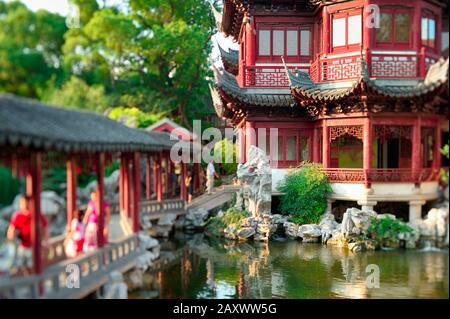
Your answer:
364,57 -> 449,97
212,66 -> 295,107
210,3 -> 223,32
217,41 -> 239,65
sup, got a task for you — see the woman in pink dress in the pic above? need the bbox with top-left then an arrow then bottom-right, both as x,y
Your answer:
83,191 -> 110,252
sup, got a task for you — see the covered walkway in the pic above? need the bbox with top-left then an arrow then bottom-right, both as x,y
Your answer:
0,94 -> 196,298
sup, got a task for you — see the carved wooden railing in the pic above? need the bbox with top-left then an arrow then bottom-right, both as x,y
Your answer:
0,234 -> 140,299
323,168 -> 440,184
244,65 -> 309,88
310,48 -> 439,83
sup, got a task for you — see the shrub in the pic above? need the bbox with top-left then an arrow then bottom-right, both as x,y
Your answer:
368,216 -> 413,248
214,139 -> 238,176
278,162 -> 331,224
206,208 -> 248,237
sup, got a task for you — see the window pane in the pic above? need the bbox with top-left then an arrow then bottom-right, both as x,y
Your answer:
300,136 -> 310,161
273,30 -> 284,56
277,136 -> 284,161
442,31 -> 449,51
421,17 -> 428,45
348,15 -> 362,44
428,18 -> 436,47
300,30 -> 310,55
376,13 -> 392,43
394,14 -> 410,43
286,136 -> 297,161
332,18 -> 346,47
258,30 -> 270,55
286,30 -> 298,56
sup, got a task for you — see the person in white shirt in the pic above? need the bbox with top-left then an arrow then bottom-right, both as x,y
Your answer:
206,160 -> 218,195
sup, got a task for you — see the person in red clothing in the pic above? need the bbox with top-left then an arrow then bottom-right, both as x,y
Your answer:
6,195 -> 48,275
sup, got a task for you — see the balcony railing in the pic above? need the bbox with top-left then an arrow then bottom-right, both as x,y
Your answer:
243,65 -> 309,88
309,48 -> 439,83
322,168 -> 440,184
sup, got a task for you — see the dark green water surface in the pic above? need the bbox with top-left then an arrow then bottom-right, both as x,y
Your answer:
131,234 -> 449,299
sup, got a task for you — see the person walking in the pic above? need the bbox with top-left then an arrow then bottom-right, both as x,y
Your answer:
7,195 -> 48,275
206,160 -> 218,195
83,190 -> 110,252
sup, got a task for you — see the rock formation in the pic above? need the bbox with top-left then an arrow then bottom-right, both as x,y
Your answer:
236,146 -> 272,217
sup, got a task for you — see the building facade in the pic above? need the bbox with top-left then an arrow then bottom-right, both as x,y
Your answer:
211,0 -> 449,221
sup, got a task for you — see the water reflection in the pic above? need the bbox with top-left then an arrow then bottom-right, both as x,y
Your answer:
131,233 -> 449,299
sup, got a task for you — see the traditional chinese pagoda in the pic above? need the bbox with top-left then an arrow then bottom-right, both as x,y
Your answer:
211,0 -> 449,221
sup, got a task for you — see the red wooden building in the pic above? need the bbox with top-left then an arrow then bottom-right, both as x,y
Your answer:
211,0 -> 449,221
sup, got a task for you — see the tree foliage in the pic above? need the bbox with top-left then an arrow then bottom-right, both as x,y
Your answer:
0,0 -> 217,127
278,163 -> 332,224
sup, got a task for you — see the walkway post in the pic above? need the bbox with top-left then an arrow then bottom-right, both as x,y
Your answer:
146,154 -> 151,200
66,156 -> 77,228
180,162 -> 187,201
96,152 -> 105,248
193,163 -> 200,193
119,156 -> 124,214
28,152 -> 42,276
123,155 -> 130,218
151,154 -> 158,194
157,152 -> 163,202
133,152 -> 141,233
168,155 -> 174,197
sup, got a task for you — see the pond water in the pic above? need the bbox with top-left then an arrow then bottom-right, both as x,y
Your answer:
131,233 -> 449,299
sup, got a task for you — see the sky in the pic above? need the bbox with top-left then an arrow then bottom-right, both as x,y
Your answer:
19,0 -> 71,15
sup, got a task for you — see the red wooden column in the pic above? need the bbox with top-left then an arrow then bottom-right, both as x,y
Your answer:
411,117 -> 422,181
156,152 -> 163,202
133,152 -> 141,233
66,156 -> 77,228
322,6 -> 329,54
245,14 -> 255,66
313,128 -> 321,163
363,117 -> 373,187
434,123 -> 442,170
145,155 -> 152,200
119,156 -> 124,213
96,153 -> 105,248
123,155 -> 130,218
168,159 -> 175,197
28,152 -> 42,275
322,121 -> 330,168
163,153 -> 169,195
180,162 -> 187,201
193,162 -> 200,193
152,155 -> 158,199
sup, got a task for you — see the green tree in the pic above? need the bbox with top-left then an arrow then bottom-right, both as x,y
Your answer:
45,76 -> 109,112
0,1 -> 67,97
63,0 -> 217,127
